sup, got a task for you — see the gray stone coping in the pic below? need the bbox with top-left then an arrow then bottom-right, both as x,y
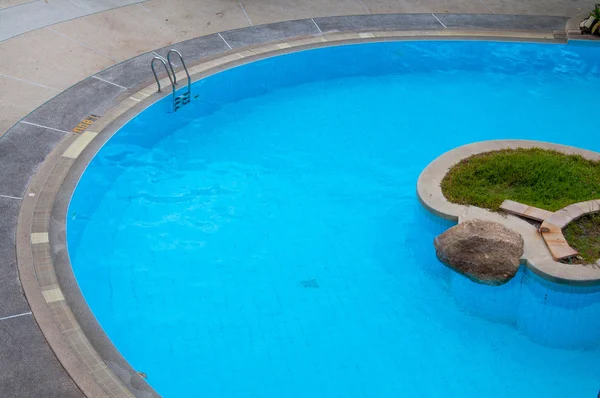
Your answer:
0,13 -> 583,398
417,139 -> 600,286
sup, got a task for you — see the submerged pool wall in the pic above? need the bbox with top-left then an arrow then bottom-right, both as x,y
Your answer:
414,207 -> 600,350
69,40 -> 600,353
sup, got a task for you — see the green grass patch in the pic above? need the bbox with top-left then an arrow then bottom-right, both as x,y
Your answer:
441,148 -> 600,212
564,213 -> 600,264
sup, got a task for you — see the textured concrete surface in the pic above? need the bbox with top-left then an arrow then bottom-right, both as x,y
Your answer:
314,14 -> 443,32
220,19 -> 320,48
0,314 -> 83,397
0,122 -> 66,198
24,77 -> 126,131
438,13 -> 569,29
0,197 -> 29,318
154,34 -> 231,67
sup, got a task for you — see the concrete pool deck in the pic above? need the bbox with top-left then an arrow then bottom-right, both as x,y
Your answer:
0,1 -> 598,396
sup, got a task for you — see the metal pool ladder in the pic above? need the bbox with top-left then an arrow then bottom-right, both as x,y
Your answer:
150,49 -> 192,112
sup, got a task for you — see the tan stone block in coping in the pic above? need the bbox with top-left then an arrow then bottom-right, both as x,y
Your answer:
62,131 -> 98,159
42,287 -> 65,303
236,50 -> 254,58
373,31 -> 424,38
289,37 -> 328,47
129,93 -> 147,102
323,32 -> 361,42
30,232 -> 49,244
140,85 -> 158,97
188,54 -> 244,75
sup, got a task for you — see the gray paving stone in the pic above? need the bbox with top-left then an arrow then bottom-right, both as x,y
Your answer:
0,315 -> 83,398
95,52 -> 156,89
220,19 -> 319,48
23,77 -> 126,132
0,197 -> 29,319
313,14 -> 442,33
0,123 -> 65,198
155,33 -> 231,64
436,14 -> 569,30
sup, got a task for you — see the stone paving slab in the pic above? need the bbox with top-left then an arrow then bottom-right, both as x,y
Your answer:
220,19 -> 320,48
94,52 -> 157,90
93,34 -> 234,92
154,34 -> 232,62
436,13 -> 570,30
314,13 -> 443,32
0,123 -> 66,198
23,77 -> 126,132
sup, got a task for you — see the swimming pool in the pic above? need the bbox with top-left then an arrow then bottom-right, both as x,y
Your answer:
68,40 -> 600,397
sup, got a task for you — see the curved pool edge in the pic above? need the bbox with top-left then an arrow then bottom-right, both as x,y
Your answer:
10,15 -> 590,397
417,139 -> 600,286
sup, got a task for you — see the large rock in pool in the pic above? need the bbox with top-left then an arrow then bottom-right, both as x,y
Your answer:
434,219 -> 524,286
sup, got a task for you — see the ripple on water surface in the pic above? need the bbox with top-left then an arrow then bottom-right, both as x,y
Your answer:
69,41 -> 600,397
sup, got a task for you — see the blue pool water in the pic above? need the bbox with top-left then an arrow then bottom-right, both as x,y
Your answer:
69,41 -> 600,397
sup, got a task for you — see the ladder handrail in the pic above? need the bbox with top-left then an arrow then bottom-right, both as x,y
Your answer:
150,51 -> 192,112
151,57 -> 175,94
166,49 -> 191,96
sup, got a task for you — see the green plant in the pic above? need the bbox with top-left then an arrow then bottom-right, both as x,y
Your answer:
592,3 -> 600,19
441,148 -> 600,212
591,4 -> 600,35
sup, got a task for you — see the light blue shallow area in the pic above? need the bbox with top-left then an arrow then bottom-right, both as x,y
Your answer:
68,41 -> 600,397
